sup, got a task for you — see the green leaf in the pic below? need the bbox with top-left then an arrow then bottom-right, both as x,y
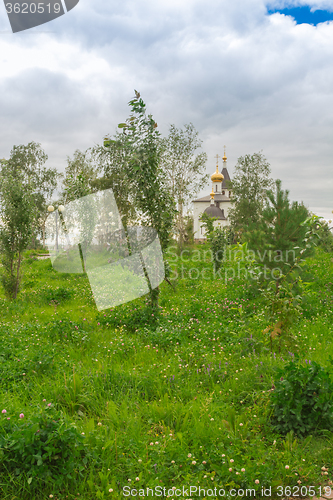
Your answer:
27,477 -> 32,484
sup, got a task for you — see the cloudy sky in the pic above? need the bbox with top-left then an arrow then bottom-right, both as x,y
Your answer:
0,0 -> 332,221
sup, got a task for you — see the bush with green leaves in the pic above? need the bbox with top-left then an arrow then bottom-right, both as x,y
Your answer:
0,405 -> 90,487
270,358 -> 333,436
42,286 -> 73,304
96,301 -> 158,332
200,212 -> 234,272
316,220 -> 333,252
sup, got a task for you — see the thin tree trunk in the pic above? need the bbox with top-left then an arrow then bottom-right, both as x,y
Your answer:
178,196 -> 185,250
78,243 -> 86,273
138,248 -> 159,311
14,252 -> 21,299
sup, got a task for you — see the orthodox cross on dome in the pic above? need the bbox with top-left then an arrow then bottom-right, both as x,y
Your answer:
222,146 -> 227,162
214,153 -> 220,166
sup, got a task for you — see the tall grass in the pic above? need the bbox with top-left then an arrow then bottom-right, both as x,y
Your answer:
0,246 -> 332,499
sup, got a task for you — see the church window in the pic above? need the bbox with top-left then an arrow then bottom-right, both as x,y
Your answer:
215,185 -> 217,192
222,190 -> 225,195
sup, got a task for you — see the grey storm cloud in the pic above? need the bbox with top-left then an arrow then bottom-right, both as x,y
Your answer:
0,0 -> 332,218
0,67 -> 107,164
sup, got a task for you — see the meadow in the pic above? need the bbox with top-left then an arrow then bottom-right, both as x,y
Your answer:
0,244 -> 332,500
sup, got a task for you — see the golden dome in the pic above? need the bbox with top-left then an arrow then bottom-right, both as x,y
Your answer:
211,166 -> 224,182
210,189 -> 215,198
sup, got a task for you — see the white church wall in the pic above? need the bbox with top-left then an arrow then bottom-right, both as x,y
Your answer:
221,201 -> 233,219
193,202 -> 210,239
213,217 -> 231,229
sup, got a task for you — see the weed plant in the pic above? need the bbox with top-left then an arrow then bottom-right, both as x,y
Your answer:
270,357 -> 333,436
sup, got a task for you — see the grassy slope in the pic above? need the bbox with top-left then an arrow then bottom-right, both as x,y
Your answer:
0,246 -> 332,499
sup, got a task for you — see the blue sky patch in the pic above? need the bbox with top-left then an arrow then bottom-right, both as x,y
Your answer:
267,5 -> 333,25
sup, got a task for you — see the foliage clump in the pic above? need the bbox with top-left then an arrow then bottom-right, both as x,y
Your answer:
0,406 -> 90,486
42,286 -> 73,304
0,175 -> 36,299
200,212 -> 234,272
270,358 -> 333,436
316,219 -> 333,253
228,151 -> 274,233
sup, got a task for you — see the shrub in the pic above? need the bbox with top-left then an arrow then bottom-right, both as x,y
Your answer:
42,286 -> 73,304
317,221 -> 333,252
96,302 -> 158,332
270,358 -> 333,436
0,405 -> 89,486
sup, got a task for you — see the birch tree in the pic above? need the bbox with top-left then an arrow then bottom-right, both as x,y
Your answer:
160,123 -> 208,248
0,174 -> 35,298
228,151 -> 274,236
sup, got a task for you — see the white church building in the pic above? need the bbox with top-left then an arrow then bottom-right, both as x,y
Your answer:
192,149 -> 233,241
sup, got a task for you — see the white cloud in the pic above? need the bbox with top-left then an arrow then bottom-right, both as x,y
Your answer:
266,0 -> 333,11
0,0 -> 332,218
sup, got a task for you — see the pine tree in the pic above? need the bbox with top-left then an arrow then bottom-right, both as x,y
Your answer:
245,179 -> 309,278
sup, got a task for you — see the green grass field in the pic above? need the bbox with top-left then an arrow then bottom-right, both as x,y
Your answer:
0,245 -> 332,499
